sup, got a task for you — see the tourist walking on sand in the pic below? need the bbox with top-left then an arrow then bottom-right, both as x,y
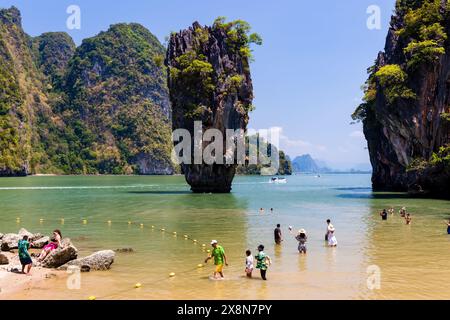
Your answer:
37,229 -> 62,262
255,245 -> 271,281
295,229 -> 308,254
327,224 -> 338,247
18,235 -> 33,275
274,224 -> 283,245
204,240 -> 228,279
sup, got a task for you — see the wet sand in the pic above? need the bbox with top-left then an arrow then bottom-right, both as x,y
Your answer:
0,251 -> 66,299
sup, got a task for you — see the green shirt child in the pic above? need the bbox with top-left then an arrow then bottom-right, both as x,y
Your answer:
211,245 -> 225,265
255,251 -> 269,270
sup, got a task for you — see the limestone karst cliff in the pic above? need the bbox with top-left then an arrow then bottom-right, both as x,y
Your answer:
0,6 -> 173,175
167,19 -> 261,192
354,0 -> 450,198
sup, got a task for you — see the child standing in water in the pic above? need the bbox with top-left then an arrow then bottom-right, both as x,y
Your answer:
405,213 -> 412,225
245,250 -> 254,278
255,245 -> 271,281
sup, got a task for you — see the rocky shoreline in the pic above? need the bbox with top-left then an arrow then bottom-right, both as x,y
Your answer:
0,229 -> 116,295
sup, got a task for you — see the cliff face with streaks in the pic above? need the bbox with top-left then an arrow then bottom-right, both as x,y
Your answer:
0,7 -> 62,176
0,7 -> 174,175
167,19 -> 260,192
354,0 -> 450,198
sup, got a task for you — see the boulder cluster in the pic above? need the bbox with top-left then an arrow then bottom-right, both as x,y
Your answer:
0,229 -> 115,272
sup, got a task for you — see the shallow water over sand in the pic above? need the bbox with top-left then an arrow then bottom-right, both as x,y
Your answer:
0,174 -> 449,300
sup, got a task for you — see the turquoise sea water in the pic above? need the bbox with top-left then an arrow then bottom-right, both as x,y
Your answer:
0,174 -> 449,299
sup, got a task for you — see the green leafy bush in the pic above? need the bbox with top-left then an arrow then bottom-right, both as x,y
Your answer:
374,64 -> 416,104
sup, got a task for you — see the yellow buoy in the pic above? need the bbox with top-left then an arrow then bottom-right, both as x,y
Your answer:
169,272 -> 176,277
173,232 -> 177,235
82,219 -> 87,224
193,239 -> 197,243
161,228 -> 165,232
202,244 -> 206,247
207,249 -> 211,253
88,296 -> 96,300
107,220 -> 112,224
151,225 -> 155,229
135,283 -> 142,288
140,223 -> 144,228
16,217 -> 20,222
128,221 -> 132,225
39,218 -> 44,223
197,264 -> 204,268
184,235 -> 188,238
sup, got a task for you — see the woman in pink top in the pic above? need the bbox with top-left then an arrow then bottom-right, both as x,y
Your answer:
37,230 -> 62,262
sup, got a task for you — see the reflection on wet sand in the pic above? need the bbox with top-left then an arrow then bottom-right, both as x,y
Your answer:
362,194 -> 450,299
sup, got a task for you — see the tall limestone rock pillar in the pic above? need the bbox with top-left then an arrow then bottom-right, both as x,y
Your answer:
167,19 -> 259,193
353,1 -> 450,198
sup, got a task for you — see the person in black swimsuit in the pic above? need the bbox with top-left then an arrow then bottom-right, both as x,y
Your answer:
380,209 -> 388,221
274,224 -> 282,245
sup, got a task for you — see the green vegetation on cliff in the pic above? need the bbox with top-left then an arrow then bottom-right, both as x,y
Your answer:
61,23 -> 173,174
353,0 -> 449,122
354,0 -> 450,197
31,32 -> 76,89
0,7 -> 174,176
236,136 -> 292,176
169,17 -> 261,121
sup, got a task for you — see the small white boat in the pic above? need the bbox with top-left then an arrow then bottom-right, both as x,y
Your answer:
269,177 -> 287,184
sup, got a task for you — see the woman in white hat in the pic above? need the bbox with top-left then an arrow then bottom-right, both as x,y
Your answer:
295,229 -> 308,254
327,225 -> 338,247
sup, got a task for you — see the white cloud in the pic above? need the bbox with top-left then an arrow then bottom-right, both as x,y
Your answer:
349,130 -> 365,139
270,126 -> 326,157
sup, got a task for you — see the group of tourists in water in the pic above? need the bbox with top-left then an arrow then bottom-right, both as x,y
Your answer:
16,205 -> 449,282
379,207 -> 412,224
204,216 -> 338,281
274,219 -> 338,254
380,206 -> 450,234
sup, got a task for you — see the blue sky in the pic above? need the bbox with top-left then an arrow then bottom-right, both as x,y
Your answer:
1,0 -> 396,169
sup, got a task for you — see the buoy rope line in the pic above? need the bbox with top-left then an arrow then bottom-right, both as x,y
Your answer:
11,217 -> 212,300
13,218 -> 212,252
13,210 -> 273,225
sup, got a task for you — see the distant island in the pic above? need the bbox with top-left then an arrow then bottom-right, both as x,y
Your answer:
291,154 -> 372,174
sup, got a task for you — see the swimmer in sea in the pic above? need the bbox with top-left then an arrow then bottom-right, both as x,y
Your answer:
405,213 -> 412,225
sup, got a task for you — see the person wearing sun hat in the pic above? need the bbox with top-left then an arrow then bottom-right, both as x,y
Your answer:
295,229 -> 308,254
205,240 -> 228,279
327,225 -> 338,247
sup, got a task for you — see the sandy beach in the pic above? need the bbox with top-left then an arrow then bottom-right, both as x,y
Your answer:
0,250 -> 66,299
